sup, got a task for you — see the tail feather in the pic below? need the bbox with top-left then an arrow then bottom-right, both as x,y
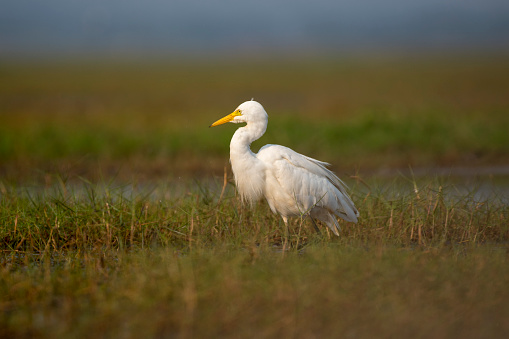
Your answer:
311,208 -> 341,236
325,212 -> 341,236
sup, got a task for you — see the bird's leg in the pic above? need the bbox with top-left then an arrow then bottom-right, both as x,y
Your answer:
282,216 -> 289,252
309,216 -> 322,235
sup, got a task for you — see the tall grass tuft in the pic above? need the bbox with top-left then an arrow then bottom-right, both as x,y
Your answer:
1,176 -> 507,255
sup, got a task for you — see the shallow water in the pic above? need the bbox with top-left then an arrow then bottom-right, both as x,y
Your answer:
351,165 -> 509,203
2,166 -> 508,204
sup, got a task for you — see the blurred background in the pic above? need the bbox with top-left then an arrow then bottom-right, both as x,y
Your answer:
1,0 -> 509,184
2,0 -> 509,58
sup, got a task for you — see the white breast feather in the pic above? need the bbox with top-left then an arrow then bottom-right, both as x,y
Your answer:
230,153 -> 266,204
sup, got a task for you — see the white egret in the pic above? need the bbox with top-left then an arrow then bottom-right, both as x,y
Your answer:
210,100 -> 359,235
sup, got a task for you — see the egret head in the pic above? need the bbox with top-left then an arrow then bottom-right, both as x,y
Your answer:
210,100 -> 268,127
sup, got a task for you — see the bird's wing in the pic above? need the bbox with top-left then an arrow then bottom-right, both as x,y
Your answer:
257,144 -> 359,222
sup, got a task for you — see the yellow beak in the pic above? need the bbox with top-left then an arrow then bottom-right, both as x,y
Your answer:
209,109 -> 242,127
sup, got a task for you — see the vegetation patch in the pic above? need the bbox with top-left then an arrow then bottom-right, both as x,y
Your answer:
1,177 -> 508,338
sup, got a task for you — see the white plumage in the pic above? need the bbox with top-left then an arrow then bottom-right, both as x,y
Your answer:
210,100 -> 359,235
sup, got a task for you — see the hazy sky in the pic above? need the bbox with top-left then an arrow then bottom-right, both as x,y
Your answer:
1,0 -> 508,58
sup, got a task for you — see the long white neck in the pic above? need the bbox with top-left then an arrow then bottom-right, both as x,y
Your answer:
229,120 -> 267,204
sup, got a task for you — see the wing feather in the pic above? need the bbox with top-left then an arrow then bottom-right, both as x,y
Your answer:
257,145 -> 359,225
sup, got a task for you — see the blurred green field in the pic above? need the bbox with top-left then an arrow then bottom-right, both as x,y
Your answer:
2,245 -> 509,338
1,57 -> 508,182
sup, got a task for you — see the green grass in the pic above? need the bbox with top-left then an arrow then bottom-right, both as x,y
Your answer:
1,57 -> 509,182
0,176 -> 507,252
0,177 -> 508,338
2,245 -> 509,338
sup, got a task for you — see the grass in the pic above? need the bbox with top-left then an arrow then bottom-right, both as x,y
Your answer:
0,177 -> 508,338
2,245 -> 509,338
0,175 -> 507,252
1,57 -> 509,182
1,56 -> 508,338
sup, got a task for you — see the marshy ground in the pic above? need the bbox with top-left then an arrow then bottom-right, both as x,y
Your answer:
1,56 -> 508,338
